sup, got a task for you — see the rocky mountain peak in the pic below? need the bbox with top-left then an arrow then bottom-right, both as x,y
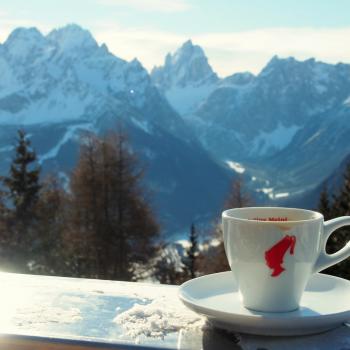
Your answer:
3,27 -> 47,59
47,24 -> 98,52
151,40 -> 218,89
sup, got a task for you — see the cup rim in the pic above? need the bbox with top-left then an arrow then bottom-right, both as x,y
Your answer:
222,206 -> 323,224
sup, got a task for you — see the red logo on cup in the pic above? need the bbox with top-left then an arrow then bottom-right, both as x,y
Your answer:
265,235 -> 296,277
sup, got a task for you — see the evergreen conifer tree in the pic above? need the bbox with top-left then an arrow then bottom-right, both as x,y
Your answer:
322,164 -> 350,280
3,129 -> 41,222
332,164 -> 350,216
1,130 -> 41,270
31,176 -> 68,275
317,183 -> 332,221
200,177 -> 252,274
184,223 -> 198,279
0,188 -> 9,245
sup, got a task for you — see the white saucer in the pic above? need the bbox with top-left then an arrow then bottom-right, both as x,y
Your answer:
179,271 -> 350,336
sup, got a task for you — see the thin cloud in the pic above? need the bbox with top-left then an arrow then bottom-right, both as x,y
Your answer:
92,24 -> 350,77
0,17 -> 50,43
2,19 -> 350,77
96,0 -> 191,13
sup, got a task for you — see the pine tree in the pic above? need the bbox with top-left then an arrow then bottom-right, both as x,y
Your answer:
200,177 -> 252,274
224,177 -> 252,210
67,130 -> 159,280
317,183 -> 332,221
332,163 -> 350,216
3,129 -> 41,222
322,164 -> 350,280
1,130 -> 41,271
184,223 -> 198,279
0,187 -> 9,246
31,176 -> 68,276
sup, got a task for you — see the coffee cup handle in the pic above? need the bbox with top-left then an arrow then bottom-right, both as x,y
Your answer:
313,216 -> 350,273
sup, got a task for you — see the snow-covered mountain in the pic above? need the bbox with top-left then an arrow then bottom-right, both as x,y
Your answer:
0,25 -> 232,236
3,26 -> 350,232
153,43 -> 350,201
151,40 -> 219,116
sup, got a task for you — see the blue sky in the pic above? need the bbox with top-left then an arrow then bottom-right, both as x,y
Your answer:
0,0 -> 350,76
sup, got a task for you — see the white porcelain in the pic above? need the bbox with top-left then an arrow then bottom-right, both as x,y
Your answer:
179,271 -> 350,336
222,207 -> 350,312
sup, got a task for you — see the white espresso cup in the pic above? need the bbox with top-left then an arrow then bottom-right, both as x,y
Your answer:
222,207 -> 350,312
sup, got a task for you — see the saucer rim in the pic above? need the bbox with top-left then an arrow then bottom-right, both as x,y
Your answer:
178,271 -> 350,321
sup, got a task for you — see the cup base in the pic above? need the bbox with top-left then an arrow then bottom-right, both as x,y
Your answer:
243,304 -> 299,313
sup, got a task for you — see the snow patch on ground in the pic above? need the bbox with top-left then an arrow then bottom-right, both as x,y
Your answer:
226,160 -> 245,174
303,130 -> 324,147
0,89 -> 93,125
344,96 -> 350,106
165,84 -> 216,116
39,123 -> 92,164
274,192 -> 290,199
257,187 -> 274,199
257,187 -> 290,200
113,296 -> 204,341
259,187 -> 274,195
176,239 -> 191,249
131,117 -> 153,134
253,124 -> 300,155
14,305 -> 82,328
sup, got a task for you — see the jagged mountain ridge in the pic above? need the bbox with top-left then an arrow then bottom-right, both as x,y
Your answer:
0,25 -> 232,236
152,42 -> 350,201
2,24 -> 350,231
151,40 -> 219,116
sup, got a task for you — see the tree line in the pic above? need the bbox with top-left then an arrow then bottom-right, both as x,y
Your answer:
169,169 -> 350,283
317,166 -> 350,280
0,129 -> 217,282
0,129 -> 348,282
0,129 -> 160,280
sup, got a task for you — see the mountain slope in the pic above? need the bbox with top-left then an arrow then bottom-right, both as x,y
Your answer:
154,43 -> 350,202
0,25 -> 232,236
151,40 -> 219,116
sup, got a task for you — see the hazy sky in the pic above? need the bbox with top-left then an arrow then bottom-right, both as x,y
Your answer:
0,0 -> 350,76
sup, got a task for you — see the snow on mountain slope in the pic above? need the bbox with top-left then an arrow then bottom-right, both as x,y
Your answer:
0,24 -> 155,127
252,123 -> 301,155
39,123 -> 94,164
151,40 -> 218,116
195,56 -> 350,162
0,25 -> 232,236
154,42 -> 350,203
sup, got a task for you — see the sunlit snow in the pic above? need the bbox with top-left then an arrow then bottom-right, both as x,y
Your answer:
274,192 -> 290,199
131,117 -> 153,134
165,84 -> 216,116
114,293 -> 204,341
257,188 -> 290,200
252,123 -> 300,155
226,160 -> 245,174
39,123 -> 93,164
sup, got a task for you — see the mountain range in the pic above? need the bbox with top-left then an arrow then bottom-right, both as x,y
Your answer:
151,40 -> 350,203
0,25 -> 232,238
1,24 -> 350,237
